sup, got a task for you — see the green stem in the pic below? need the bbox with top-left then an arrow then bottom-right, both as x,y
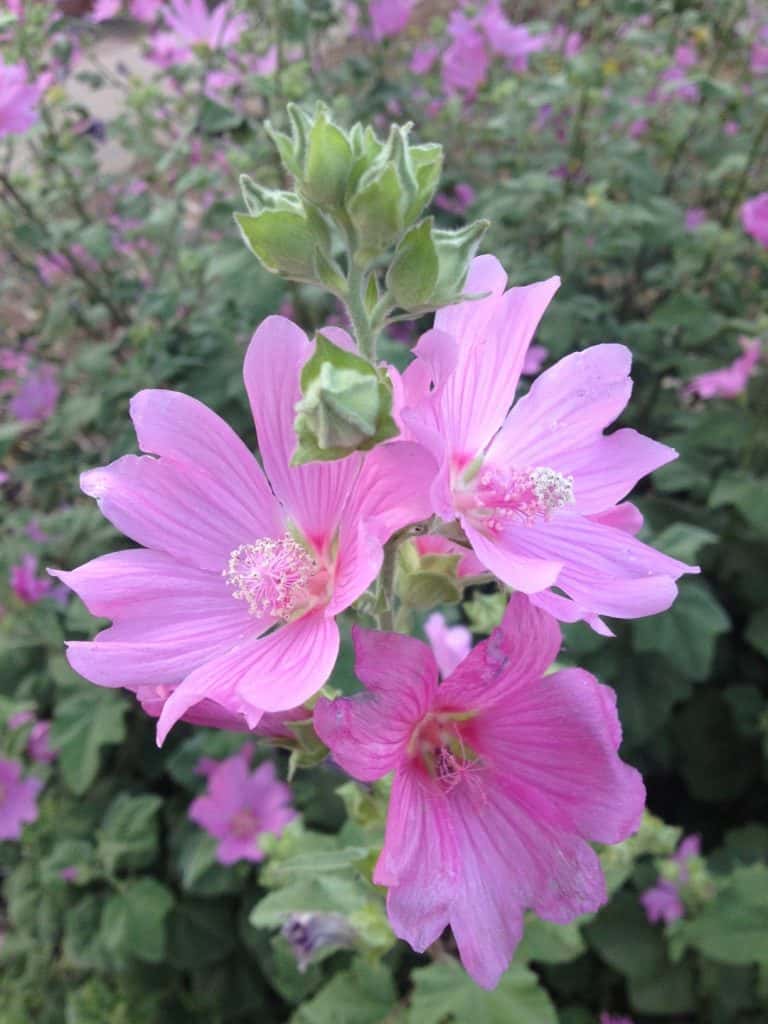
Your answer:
345,259 -> 376,360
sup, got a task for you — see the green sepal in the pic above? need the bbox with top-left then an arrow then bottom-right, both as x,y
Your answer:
386,217 -> 439,309
303,107 -> 354,208
235,210 -> 318,281
292,333 -> 399,464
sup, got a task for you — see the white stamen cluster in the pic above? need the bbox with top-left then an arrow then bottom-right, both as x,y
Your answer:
223,535 -> 316,619
474,464 -> 574,532
530,466 -> 575,514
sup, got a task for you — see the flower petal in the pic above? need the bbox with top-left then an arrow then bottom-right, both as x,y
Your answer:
463,520 -> 563,593
243,316 -> 363,549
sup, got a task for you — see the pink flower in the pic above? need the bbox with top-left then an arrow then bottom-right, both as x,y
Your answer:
90,0 -> 121,20
10,554 -> 53,604
410,42 -> 440,75
724,119 -> 740,135
674,43 -> 697,69
401,255 -> 696,632
684,207 -> 707,230
368,0 -> 414,41
685,337 -> 762,399
130,0 -> 162,20
314,595 -> 645,989
751,43 -> 768,73
434,183 -> 476,215
741,192 -> 768,247
160,0 -> 246,50
0,58 -> 40,137
8,363 -> 59,422
188,745 -> 295,864
442,13 -> 490,96
628,117 -> 649,139
53,316 -> 434,744
600,1015 -> 635,1024
522,343 -> 547,376
424,611 -> 472,677
59,866 -> 79,882
479,4 -> 546,71
641,832 -> 700,924
28,720 -> 56,764
0,758 -> 42,840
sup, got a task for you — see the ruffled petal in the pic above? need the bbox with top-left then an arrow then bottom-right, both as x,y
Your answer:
314,627 -> 438,781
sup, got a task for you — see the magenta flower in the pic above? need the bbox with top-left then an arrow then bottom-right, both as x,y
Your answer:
751,43 -> 768,73
0,758 -> 42,840
53,316 -> 433,743
442,12 -> 490,97
8,363 -> 59,422
741,192 -> 768,247
685,337 -> 761,400
90,0 -> 121,19
315,595 -> 644,989
160,0 -> 245,50
0,58 -> 40,137
8,711 -> 57,763
188,745 -> 295,864
410,42 -> 440,75
684,207 -> 708,231
10,554 -> 53,604
401,255 -> 695,631
640,832 -> 700,924
479,4 -> 546,71
434,183 -> 476,215
368,0 -> 414,41
423,611 -> 472,677
600,1015 -> 635,1024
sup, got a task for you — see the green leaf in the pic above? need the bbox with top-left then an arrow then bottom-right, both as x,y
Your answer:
166,900 -> 237,968
745,608 -> 768,658
406,959 -> 557,1024
516,915 -> 587,964
97,793 -> 163,874
386,218 -> 439,309
303,109 -> 353,208
101,878 -> 174,964
291,960 -> 397,1024
235,210 -> 318,280
709,472 -> 768,532
678,864 -> 768,965
50,689 -> 127,795
651,522 -> 717,563
674,691 -> 758,802
632,579 -> 730,681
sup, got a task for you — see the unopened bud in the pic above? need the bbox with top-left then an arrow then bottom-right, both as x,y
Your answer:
282,913 -> 358,972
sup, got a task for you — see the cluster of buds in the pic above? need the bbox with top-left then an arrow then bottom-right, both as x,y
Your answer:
236,104 -> 488,463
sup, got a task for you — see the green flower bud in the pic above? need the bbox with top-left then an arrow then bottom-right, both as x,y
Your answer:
235,209 -> 319,282
302,107 -> 354,209
431,219 -> 490,306
396,540 -> 462,610
292,333 -> 398,464
347,161 -> 405,261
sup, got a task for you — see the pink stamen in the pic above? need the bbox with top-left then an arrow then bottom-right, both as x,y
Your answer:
223,535 -> 317,619
469,464 -> 574,533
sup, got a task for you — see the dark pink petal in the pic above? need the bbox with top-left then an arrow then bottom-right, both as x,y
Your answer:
314,627 -> 438,781
437,593 -> 561,709
488,344 -> 633,467
130,389 -> 282,536
243,317 -> 363,550
376,769 -> 456,948
463,521 -> 562,592
80,454 -> 270,572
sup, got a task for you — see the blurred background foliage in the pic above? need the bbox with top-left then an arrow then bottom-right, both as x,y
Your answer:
1,0 -> 767,1021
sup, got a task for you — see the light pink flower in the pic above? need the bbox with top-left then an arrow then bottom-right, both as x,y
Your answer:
0,758 -> 42,840
522,343 -> 547,376
741,192 -> 768,247
684,207 -> 707,230
674,43 -> 697,69
28,721 -> 56,764
188,745 -> 295,864
59,866 -> 79,882
160,0 -> 245,50
401,255 -> 696,632
0,58 -> 40,137
368,0 -> 414,41
628,117 -> 649,139
53,316 -> 434,744
90,0 -> 121,20
685,337 -> 761,399
724,119 -> 740,135
479,4 -> 546,71
410,42 -> 440,75
8,363 -> 59,422
751,43 -> 768,73
131,0 -> 162,20
442,12 -> 490,96
314,595 -> 645,989
424,611 -> 472,677
10,554 -> 53,604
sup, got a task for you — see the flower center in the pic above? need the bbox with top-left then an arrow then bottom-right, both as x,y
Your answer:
408,711 -> 482,794
229,808 -> 260,840
223,535 -> 318,620
463,464 -> 574,533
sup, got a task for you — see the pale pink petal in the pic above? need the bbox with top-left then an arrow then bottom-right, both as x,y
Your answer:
243,316 -> 363,550
433,254 -> 508,342
424,612 -> 472,677
463,520 -> 563,593
529,589 -> 613,636
314,627 -> 438,781
80,454 -> 270,572
488,344 -> 633,467
130,389 -> 282,538
436,276 -> 560,457
589,502 -> 643,534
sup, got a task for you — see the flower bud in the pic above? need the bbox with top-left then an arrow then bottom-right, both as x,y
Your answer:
396,538 -> 462,610
293,334 -> 398,464
282,913 -> 358,972
235,209 -> 319,282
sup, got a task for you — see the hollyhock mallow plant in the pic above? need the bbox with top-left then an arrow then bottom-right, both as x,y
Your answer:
741,192 -> 768,247
314,594 -> 645,989
401,255 -> 696,631
641,833 -> 701,924
685,337 -> 761,400
0,758 -> 42,841
0,58 -> 40,137
189,744 -> 295,864
52,316 -> 433,743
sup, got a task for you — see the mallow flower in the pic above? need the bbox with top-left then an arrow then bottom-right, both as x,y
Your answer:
53,316 -> 433,743
0,58 -> 40,137
314,594 -> 645,989
741,192 -> 768,247
0,758 -> 42,841
189,744 -> 294,864
684,337 -> 761,400
401,255 -> 696,632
